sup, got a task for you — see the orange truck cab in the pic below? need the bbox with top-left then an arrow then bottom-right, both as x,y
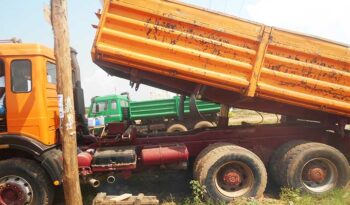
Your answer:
0,43 -> 89,204
0,43 -> 63,202
0,43 -> 59,145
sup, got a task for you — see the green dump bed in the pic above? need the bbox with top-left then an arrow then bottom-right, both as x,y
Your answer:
129,96 -> 220,120
183,98 -> 221,114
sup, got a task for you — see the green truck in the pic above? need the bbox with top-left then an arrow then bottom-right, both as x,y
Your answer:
88,94 -> 221,133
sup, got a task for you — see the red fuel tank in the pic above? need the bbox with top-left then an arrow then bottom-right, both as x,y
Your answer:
141,144 -> 189,166
78,151 -> 93,167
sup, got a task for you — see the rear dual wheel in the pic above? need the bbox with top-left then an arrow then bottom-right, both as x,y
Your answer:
268,140 -> 308,186
269,142 -> 350,194
194,144 -> 267,202
193,143 -> 233,180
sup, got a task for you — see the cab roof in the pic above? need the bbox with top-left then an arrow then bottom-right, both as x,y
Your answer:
0,43 -> 55,60
92,94 -> 129,102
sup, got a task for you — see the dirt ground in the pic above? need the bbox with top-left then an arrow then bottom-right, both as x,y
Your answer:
54,169 -> 280,205
86,170 -> 194,204
56,169 -> 350,205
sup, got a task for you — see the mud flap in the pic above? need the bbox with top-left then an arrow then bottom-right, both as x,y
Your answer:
38,148 -> 63,185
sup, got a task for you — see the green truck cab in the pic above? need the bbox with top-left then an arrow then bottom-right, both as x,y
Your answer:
88,94 -> 221,133
88,94 -> 129,124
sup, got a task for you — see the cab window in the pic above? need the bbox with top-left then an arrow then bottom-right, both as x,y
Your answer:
92,101 -> 108,113
91,103 -> 97,114
11,60 -> 32,93
120,100 -> 128,107
98,101 -> 107,112
47,62 -> 57,84
0,60 -> 4,70
111,100 -> 117,110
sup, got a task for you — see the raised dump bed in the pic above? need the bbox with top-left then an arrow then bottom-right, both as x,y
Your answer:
92,0 -> 350,120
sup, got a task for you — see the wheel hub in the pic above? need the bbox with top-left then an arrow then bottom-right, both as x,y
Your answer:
0,183 -> 24,204
0,176 -> 33,205
223,170 -> 241,186
302,158 -> 338,193
214,161 -> 254,198
307,167 -> 326,183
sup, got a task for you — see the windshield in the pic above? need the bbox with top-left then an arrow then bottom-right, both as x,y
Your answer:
91,101 -> 107,114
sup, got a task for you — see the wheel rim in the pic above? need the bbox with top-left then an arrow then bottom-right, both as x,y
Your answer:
214,161 -> 254,198
301,158 -> 338,193
0,175 -> 33,205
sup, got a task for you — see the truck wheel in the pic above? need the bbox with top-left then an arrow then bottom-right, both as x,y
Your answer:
268,140 -> 308,186
0,158 -> 54,205
197,145 -> 267,202
193,143 -> 233,180
280,142 -> 350,194
166,124 -> 188,133
194,121 -> 215,129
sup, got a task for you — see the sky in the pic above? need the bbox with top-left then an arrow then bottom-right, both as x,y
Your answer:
1,0 -> 349,105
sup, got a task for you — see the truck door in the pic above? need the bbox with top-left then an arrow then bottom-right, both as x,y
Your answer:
7,59 -> 36,137
108,99 -> 120,123
95,100 -> 108,118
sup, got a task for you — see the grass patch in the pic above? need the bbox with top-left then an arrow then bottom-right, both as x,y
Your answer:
160,185 -> 350,205
280,188 -> 350,205
233,188 -> 350,205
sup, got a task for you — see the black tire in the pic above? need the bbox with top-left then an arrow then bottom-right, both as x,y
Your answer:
197,144 -> 247,185
0,158 -> 54,205
280,142 -> 350,194
194,121 -> 215,129
268,140 -> 308,186
166,123 -> 188,133
193,143 -> 233,180
197,145 -> 267,202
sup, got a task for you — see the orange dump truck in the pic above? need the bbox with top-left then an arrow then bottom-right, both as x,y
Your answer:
2,1 -> 350,204
89,0 -> 350,201
92,0 -> 350,121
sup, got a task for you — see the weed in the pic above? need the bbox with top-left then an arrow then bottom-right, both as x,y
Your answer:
280,188 -> 302,203
190,180 -> 207,203
234,197 -> 260,205
180,180 -> 226,205
161,194 -> 177,205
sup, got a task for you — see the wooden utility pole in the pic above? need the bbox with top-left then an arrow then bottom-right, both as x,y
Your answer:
51,0 -> 83,204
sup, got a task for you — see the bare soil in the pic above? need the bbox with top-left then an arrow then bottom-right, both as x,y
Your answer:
74,169 -> 280,205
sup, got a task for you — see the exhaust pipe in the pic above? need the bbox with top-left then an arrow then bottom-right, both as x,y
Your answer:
107,176 -> 116,184
89,178 -> 100,188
